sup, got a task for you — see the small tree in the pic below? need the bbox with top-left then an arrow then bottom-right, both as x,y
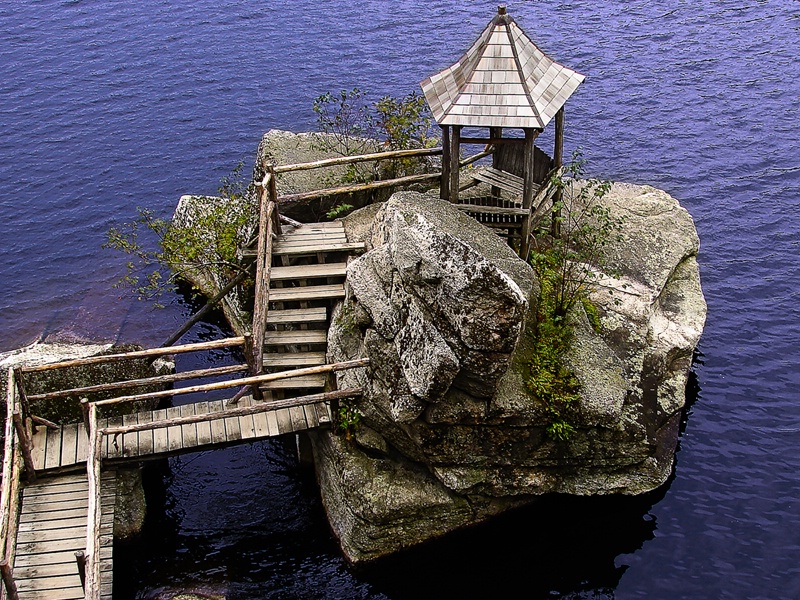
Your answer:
104,161 -> 256,307
526,152 -> 624,440
313,88 -> 439,184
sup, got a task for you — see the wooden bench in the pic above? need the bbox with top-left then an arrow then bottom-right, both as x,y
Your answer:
470,166 -> 539,199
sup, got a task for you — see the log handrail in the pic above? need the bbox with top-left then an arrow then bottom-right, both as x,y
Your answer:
19,337 -> 245,374
269,147 -> 442,174
90,358 -> 370,407
84,403 -> 102,600
277,172 -> 441,204
1,369 -> 22,600
26,364 -> 249,403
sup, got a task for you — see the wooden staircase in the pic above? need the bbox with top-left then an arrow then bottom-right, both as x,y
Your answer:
260,221 -> 363,396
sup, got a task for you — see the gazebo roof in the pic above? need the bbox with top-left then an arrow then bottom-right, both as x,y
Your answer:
420,6 -> 585,130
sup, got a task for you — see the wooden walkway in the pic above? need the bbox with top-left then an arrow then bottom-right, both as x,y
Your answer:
13,472 -> 115,600
29,395 -> 333,474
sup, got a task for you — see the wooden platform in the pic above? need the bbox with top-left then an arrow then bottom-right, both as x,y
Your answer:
29,395 -> 333,473
14,472 -> 116,600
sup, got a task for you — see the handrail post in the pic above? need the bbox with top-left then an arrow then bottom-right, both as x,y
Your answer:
11,369 -> 30,425
0,559 -> 19,600
11,412 -> 35,483
81,398 -> 91,438
84,403 -> 102,600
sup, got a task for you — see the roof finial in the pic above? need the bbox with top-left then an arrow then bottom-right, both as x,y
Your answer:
498,5 -> 507,15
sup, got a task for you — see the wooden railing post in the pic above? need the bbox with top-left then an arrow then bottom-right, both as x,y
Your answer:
11,369 -> 30,425
84,403 -> 103,600
11,412 -> 35,483
0,559 -> 19,600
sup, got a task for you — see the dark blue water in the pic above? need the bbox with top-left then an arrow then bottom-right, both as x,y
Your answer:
2,1 -> 800,598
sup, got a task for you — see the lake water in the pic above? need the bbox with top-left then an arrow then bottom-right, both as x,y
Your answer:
2,1 -> 799,598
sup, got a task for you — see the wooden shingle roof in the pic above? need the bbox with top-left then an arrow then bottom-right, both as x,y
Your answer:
420,6 -> 585,130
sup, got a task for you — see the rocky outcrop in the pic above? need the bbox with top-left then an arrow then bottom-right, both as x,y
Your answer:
315,185 -> 705,562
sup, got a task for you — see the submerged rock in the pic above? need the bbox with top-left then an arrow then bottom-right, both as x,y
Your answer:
315,186 -> 706,562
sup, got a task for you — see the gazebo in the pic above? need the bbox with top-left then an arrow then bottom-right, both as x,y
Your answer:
420,5 -> 585,231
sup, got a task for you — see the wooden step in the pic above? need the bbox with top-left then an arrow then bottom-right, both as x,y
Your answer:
263,352 -> 327,368
266,307 -> 327,325
263,330 -> 327,346
269,283 -> 345,302
270,262 -> 347,281
262,374 -> 326,389
272,241 -> 365,256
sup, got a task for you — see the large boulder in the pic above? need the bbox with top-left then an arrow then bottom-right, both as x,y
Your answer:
315,185 -> 706,562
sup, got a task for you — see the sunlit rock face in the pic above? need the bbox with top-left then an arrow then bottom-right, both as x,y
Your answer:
312,186 -> 705,563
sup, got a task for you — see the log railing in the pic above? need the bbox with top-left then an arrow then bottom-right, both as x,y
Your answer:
1,369 -> 23,600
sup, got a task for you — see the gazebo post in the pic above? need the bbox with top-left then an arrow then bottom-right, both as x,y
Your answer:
440,125 -> 451,201
449,125 -> 462,202
551,107 -> 565,237
490,127 -> 503,197
522,128 -> 537,210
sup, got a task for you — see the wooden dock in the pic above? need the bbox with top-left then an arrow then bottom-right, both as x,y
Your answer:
29,395 -> 334,473
13,472 -> 115,600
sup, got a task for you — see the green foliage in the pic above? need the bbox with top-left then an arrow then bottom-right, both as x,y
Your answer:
526,152 -> 624,441
326,203 -> 355,220
104,161 -> 256,306
337,403 -> 362,440
313,88 -> 439,182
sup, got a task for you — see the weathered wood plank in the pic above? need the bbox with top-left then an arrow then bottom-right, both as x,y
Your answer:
30,424 -> 48,471
263,375 -> 327,390
270,262 -> 347,280
44,425 -> 63,470
180,403 -> 198,449
58,422 -> 79,467
275,408 -> 293,435
288,406 -> 308,432
266,307 -> 327,324
272,241 -> 365,256
266,408 -> 279,436
166,406 -> 183,452
14,546 -> 112,568
106,416 -> 124,460
237,397 -> 257,440
303,403 -> 319,429
16,525 -> 87,545
76,421 -> 89,463
252,400 -> 270,438
138,410 -> 154,456
224,406 -> 242,442
195,401 -> 213,446
263,330 -> 327,345
123,413 -> 139,457
152,408 -> 168,455
268,284 -> 345,302
208,400 -> 227,445
264,352 -> 327,368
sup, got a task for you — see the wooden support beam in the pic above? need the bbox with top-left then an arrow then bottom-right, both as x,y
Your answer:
251,194 -> 275,391
11,412 -> 35,483
459,136 -> 526,145
161,267 -> 252,348
29,414 -> 59,429
11,369 -> 30,423
273,147 -> 442,173
552,107 -> 565,238
84,403 -> 102,600
440,126 -> 450,200
21,337 -> 245,374
277,173 -> 441,204
449,126 -> 462,202
92,358 -> 370,407
101,388 -> 364,436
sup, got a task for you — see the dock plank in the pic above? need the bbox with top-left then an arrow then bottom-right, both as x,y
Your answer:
166,406 -> 183,452
138,410 -> 154,456
208,400 -> 227,444
123,412 -> 139,457
195,401 -> 213,446
180,403 -> 199,449
152,408 -> 168,455
44,426 -> 63,470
